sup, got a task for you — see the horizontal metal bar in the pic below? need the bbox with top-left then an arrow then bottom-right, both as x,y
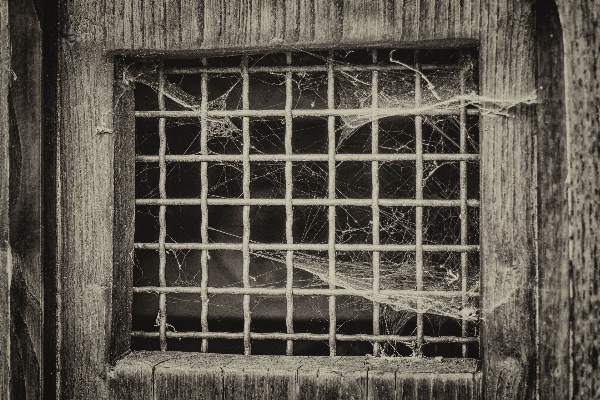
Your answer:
133,286 -> 479,297
135,198 -> 480,207
136,153 -> 480,163
165,63 -> 461,75
135,108 -> 479,118
131,330 -> 478,343
134,242 -> 480,252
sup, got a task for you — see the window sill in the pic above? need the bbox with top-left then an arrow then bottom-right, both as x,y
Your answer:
109,351 -> 480,399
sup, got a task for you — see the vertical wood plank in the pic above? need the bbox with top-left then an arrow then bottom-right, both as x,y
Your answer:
0,1 -> 11,398
536,1 -> 570,399
59,41 -> 115,399
111,60 -> 135,363
479,0 -> 537,398
8,1 -> 44,397
553,0 -> 600,398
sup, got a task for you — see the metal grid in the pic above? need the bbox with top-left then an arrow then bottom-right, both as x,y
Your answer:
131,49 -> 480,356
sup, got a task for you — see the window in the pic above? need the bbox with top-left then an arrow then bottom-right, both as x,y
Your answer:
121,48 -> 480,358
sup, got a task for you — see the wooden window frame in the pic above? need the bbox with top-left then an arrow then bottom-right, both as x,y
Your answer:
107,35 -> 534,398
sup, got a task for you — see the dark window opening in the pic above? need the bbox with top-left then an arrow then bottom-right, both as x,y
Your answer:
128,48 -> 480,357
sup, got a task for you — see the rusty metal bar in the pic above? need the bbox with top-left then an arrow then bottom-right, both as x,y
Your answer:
135,242 -> 480,252
414,50 -> 424,357
157,65 -> 168,351
133,50 -> 481,354
136,153 -> 481,163
131,331 -> 479,343
285,52 -> 295,355
327,50 -> 337,356
165,62 -> 460,75
459,54 -> 470,358
136,198 -> 480,207
242,55 -> 251,355
371,49 -> 381,356
133,286 -> 478,297
135,107 -> 479,118
200,58 -> 210,353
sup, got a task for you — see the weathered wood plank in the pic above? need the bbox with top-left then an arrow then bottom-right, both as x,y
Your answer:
111,61 -> 136,364
64,0 -> 490,50
222,354 -> 302,400
154,353 -> 237,400
536,1 -> 570,399
553,0 -> 600,398
479,0 -> 537,398
8,0 -> 44,398
59,41 -> 115,399
109,351 -> 174,399
130,353 -> 480,400
0,0 -> 10,396
296,357 -> 368,399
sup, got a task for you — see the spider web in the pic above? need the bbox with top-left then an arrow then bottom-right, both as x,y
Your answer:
125,49 -> 531,355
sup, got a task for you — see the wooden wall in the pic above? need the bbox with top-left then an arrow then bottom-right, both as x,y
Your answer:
553,0 -> 600,398
0,0 -> 11,397
8,1 -> 44,398
0,0 -> 598,399
57,1 -> 538,399
536,1 -> 570,399
1,0 -> 44,399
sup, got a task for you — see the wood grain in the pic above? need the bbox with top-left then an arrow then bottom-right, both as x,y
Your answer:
57,1 -> 539,398
8,0 -> 44,397
478,1 -> 537,398
553,0 -> 600,398
111,352 -> 481,400
65,0 -> 488,50
0,4 -> 11,398
111,60 -> 136,364
536,1 -> 570,399
58,42 -> 115,399
108,351 -> 173,399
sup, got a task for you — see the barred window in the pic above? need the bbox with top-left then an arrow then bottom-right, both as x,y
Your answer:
126,48 -> 480,358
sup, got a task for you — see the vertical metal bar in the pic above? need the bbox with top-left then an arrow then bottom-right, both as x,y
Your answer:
414,50 -> 424,357
459,52 -> 469,358
371,49 -> 381,356
327,50 -> 337,356
158,65 -> 168,351
200,58 -> 210,353
285,52 -> 295,356
242,56 -> 252,355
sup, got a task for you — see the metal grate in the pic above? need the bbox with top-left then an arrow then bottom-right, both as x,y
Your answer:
130,48 -> 480,357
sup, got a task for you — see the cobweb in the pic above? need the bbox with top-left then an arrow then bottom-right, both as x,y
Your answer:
126,49 -> 532,356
